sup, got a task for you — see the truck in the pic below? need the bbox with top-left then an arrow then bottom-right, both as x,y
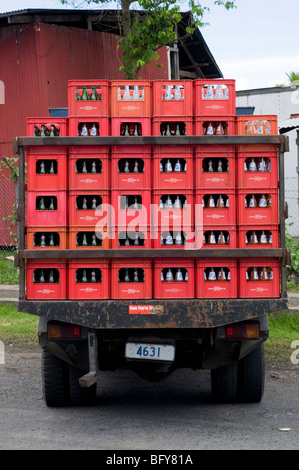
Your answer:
13,80 -> 290,406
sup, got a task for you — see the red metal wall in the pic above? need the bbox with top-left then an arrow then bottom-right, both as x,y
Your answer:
0,22 -> 169,245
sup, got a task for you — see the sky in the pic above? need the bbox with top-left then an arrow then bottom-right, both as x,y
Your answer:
0,0 -> 298,91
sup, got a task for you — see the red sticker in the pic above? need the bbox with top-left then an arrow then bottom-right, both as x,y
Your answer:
129,305 -> 155,315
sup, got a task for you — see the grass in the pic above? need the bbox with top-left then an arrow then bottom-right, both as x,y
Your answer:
0,304 -> 298,363
0,249 -> 19,284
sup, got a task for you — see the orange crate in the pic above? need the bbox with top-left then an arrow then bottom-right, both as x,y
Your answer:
68,117 -> 110,136
26,260 -> 67,300
194,79 -> 236,116
111,149 -> 151,190
27,151 -> 67,191
236,151 -> 278,189
194,116 -> 236,136
152,116 -> 193,137
238,225 -> 279,249
152,80 -> 193,117
68,146 -> 110,190
236,115 -> 278,136
68,80 -> 110,117
238,258 -> 280,298
152,190 -> 194,227
195,149 -> 236,190
195,190 -> 236,226
111,259 -> 152,299
26,190 -> 67,227
111,80 -> 151,117
26,117 -> 68,137
196,259 -> 237,299
111,189 -> 151,227
153,150 -> 194,190
110,226 -> 152,249
68,259 -> 110,300
153,258 -> 195,299
237,190 -> 278,225
68,226 -> 110,249
68,190 -> 110,227
26,226 -> 67,250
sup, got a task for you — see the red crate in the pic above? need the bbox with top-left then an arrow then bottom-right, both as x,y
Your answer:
68,190 -> 110,227
153,258 -> 195,299
196,259 -> 237,299
194,116 -> 236,136
236,115 -> 278,136
238,225 -> 279,249
237,143 -> 278,154
68,80 -> 110,117
26,260 -> 67,300
202,225 -> 237,249
152,117 -> 193,137
195,150 -> 235,190
237,151 -> 278,189
111,117 -> 151,136
152,80 -> 193,117
26,227 -> 68,250
111,189 -> 151,227
68,259 -> 110,300
26,190 -> 67,227
152,190 -> 194,227
68,145 -> 110,190
111,259 -> 152,299
152,226 -> 199,249
238,258 -> 280,298
110,226 -> 152,249
153,151 -> 194,190
27,151 -> 67,191
194,79 -> 236,116
26,117 -> 68,137
237,190 -> 278,225
111,80 -> 151,117
68,117 -> 110,136
111,149 -> 151,190
68,226 -> 110,249
195,190 -> 236,226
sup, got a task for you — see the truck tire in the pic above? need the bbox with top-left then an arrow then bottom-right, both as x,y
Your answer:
238,343 -> 265,403
211,361 -> 238,403
42,350 -> 69,407
68,365 -> 97,406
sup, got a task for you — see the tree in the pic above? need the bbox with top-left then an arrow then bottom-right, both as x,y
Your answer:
61,0 -> 237,79
286,71 -> 299,86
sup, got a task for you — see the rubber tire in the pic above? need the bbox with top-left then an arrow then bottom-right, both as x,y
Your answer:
211,361 -> 239,403
42,350 -> 69,407
238,343 -> 265,403
68,365 -> 97,406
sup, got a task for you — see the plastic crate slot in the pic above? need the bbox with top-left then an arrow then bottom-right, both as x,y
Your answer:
33,231 -> 60,248
33,268 -> 60,283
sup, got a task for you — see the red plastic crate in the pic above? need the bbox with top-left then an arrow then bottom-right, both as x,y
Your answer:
152,190 -> 194,227
26,260 -> 67,300
238,225 -> 279,249
152,117 -> 193,136
111,189 -> 151,227
238,258 -> 280,298
237,190 -> 278,225
236,115 -> 278,136
196,259 -> 237,299
152,80 -> 193,117
111,117 -> 151,136
26,117 -> 68,137
111,149 -> 151,190
201,225 -> 237,249
152,226 -> 199,249
195,150 -> 236,190
26,190 -> 67,227
68,117 -> 110,136
68,226 -> 110,249
68,190 -> 110,227
237,143 -> 278,154
27,151 -> 67,191
68,80 -> 110,117
194,116 -> 236,136
153,151 -> 194,190
111,80 -> 151,117
110,226 -> 152,249
153,258 -> 195,299
195,190 -> 236,226
26,226 -> 68,250
111,259 -> 152,299
194,79 -> 236,116
68,145 -> 110,191
237,151 -> 278,189
68,259 -> 110,300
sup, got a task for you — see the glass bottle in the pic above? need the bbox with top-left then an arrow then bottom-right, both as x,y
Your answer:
82,269 -> 88,283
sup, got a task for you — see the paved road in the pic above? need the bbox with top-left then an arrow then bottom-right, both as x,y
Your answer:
0,349 -> 298,451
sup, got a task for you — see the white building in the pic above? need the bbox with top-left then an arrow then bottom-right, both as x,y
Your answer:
236,85 -> 299,236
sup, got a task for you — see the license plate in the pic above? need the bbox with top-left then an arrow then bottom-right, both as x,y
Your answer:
125,342 -> 175,362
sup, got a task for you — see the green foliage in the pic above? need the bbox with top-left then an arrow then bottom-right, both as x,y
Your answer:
285,223 -> 299,273
265,312 -> 299,362
286,71 -> 299,85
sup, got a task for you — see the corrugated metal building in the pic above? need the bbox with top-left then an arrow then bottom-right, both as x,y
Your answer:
0,9 -> 222,245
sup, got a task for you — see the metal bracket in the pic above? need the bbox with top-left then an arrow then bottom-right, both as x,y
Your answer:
79,330 -> 98,388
